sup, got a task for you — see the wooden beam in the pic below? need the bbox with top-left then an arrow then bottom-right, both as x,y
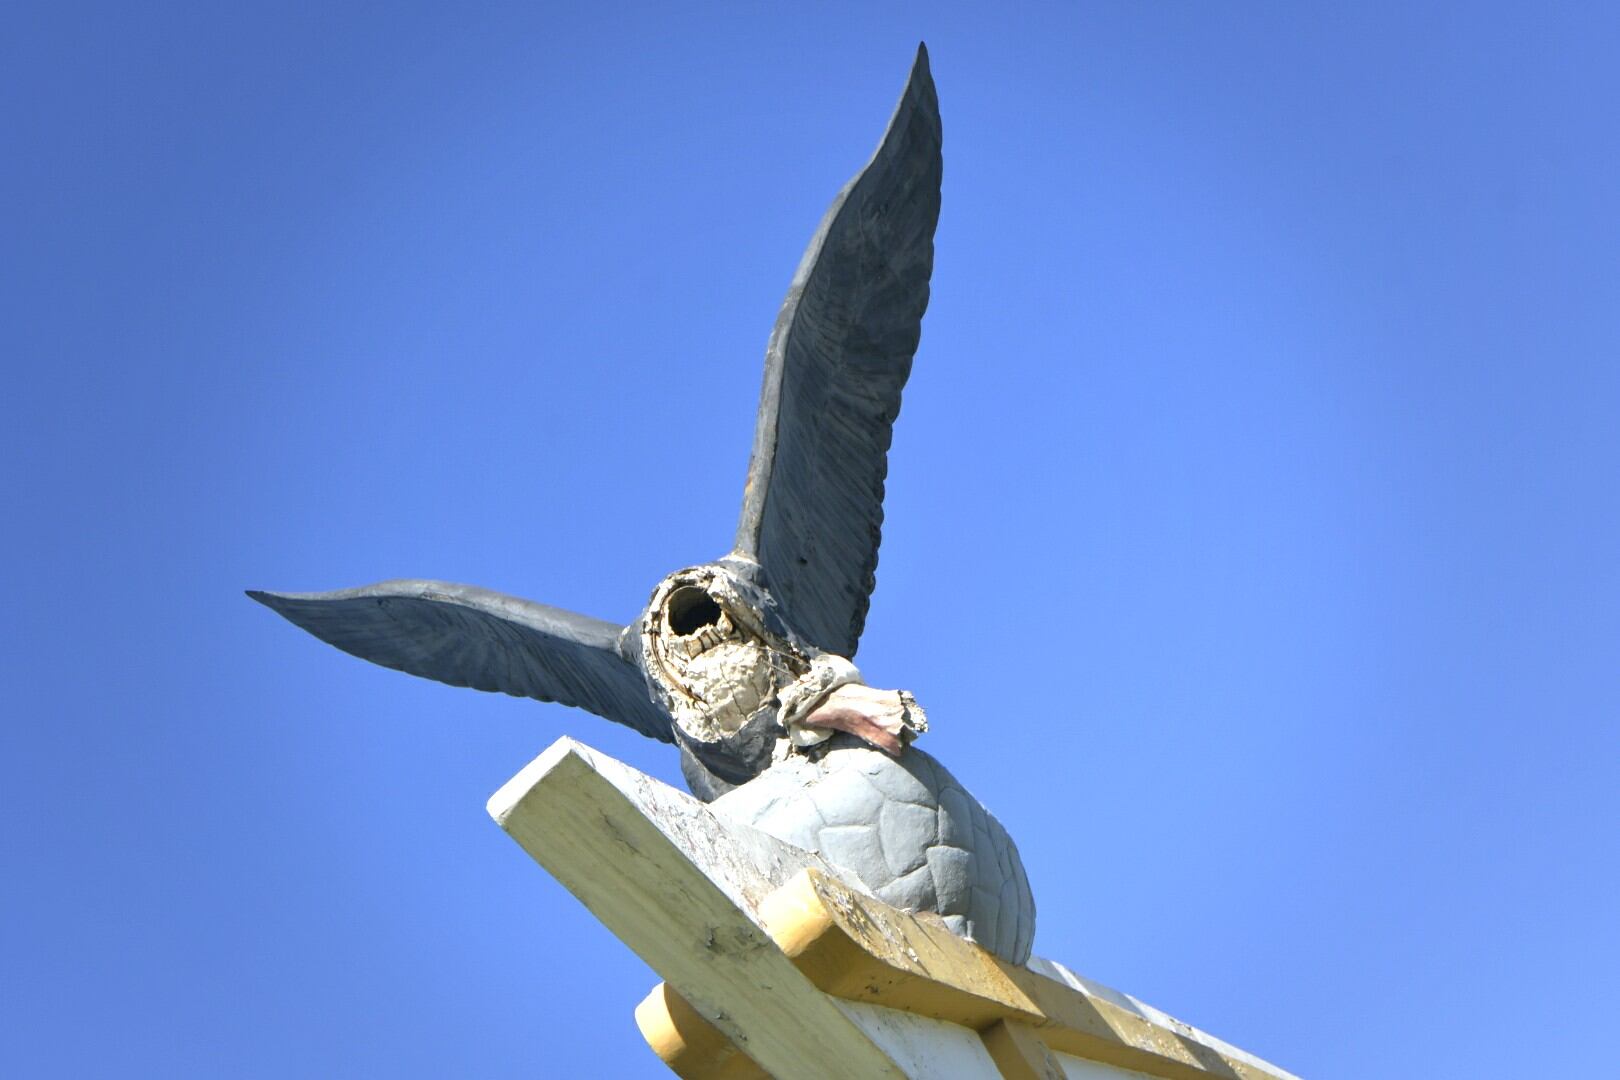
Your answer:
488,738 -> 904,1080
489,739 -> 1299,1080
980,1020 -> 1066,1080
757,868 -> 1299,1080
635,983 -> 770,1080
758,865 -> 1045,1027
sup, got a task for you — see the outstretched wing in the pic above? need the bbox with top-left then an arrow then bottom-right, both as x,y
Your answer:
732,44 -> 942,658
247,580 -> 671,742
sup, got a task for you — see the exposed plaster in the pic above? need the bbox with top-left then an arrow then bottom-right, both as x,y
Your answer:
641,567 -> 807,744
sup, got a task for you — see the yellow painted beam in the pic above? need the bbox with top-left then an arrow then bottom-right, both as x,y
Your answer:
635,983 -> 770,1080
758,865 -> 1044,1027
758,868 -> 1297,1080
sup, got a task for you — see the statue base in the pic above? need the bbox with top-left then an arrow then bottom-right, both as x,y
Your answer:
488,738 -> 1300,1080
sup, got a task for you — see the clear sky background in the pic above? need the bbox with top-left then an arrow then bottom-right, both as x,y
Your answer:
5,4 -> 1617,1077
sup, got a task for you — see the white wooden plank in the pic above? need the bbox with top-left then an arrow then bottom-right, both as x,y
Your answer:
835,1000 -> 1003,1079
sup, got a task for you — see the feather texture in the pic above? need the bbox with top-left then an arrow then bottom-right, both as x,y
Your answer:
248,581 -> 671,741
734,44 -> 942,658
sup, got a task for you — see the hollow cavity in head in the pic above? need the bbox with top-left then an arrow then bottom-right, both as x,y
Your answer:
666,585 -> 722,636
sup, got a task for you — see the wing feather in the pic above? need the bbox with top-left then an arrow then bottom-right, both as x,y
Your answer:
247,580 -> 671,742
733,45 -> 942,657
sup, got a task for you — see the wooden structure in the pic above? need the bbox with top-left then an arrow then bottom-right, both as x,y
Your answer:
490,739 -> 1301,1079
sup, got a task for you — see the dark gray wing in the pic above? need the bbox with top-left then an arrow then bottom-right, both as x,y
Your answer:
247,580 -> 671,742
732,44 -> 942,658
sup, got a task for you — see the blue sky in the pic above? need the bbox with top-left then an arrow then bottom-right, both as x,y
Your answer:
5,4 -> 1617,1077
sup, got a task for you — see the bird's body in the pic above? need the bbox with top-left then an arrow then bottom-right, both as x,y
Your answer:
714,736 -> 1035,964
250,45 -> 1038,963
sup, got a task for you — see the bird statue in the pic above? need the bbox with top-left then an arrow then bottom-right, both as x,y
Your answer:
249,45 -> 1036,964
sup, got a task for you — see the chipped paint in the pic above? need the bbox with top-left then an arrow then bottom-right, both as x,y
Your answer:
640,565 -> 809,746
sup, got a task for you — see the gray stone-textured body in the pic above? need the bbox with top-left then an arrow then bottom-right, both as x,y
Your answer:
712,736 -> 1035,965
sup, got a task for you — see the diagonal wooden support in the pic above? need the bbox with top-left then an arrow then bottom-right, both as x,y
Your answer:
487,738 -> 906,1079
